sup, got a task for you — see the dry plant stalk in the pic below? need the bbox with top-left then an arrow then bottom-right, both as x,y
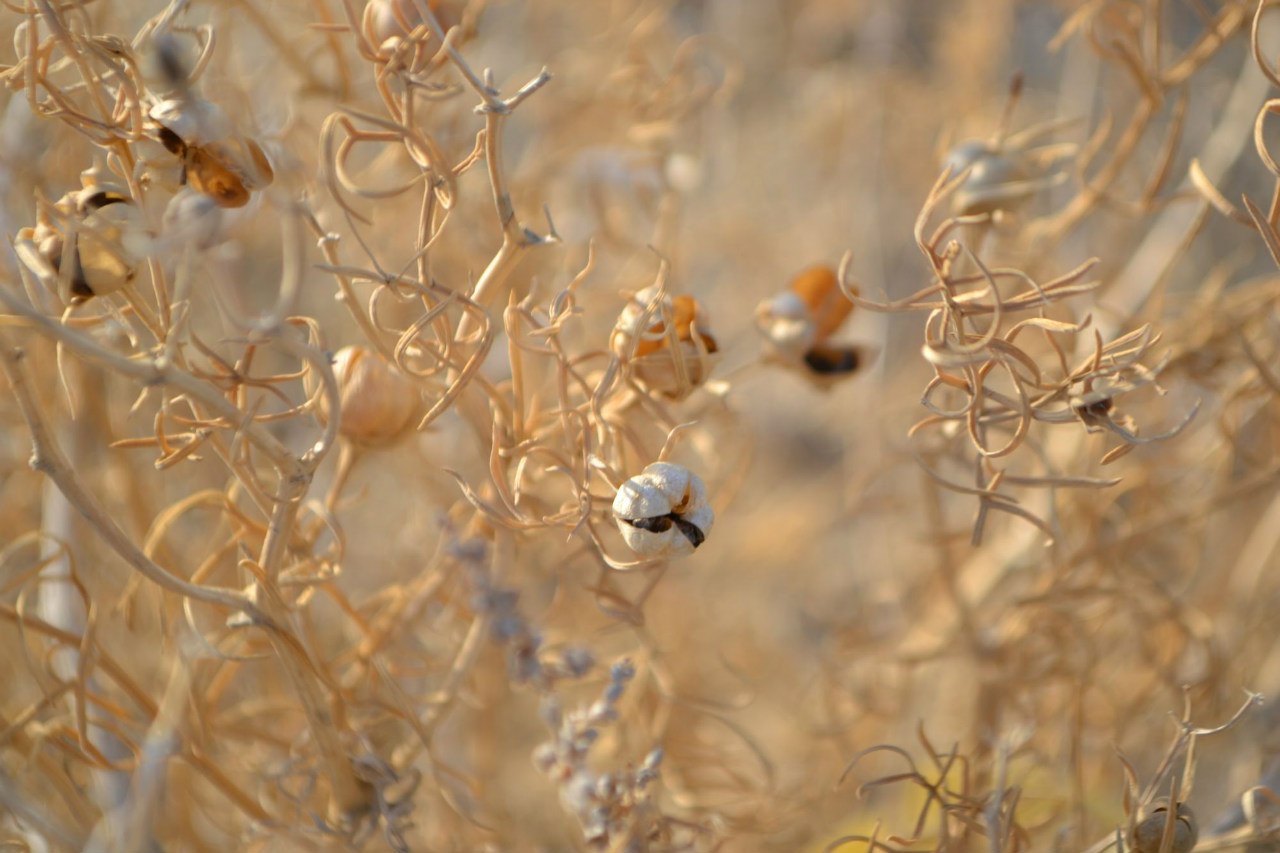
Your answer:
3,2 -> 1280,853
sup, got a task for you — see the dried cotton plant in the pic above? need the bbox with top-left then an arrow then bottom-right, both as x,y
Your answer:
6,2 -> 1280,853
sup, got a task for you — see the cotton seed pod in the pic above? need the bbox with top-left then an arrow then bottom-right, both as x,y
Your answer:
612,462 -> 713,559
150,98 -> 232,147
943,139 -> 1036,216
319,346 -> 420,447
610,286 -> 718,399
789,265 -> 853,343
754,289 -> 814,362
756,265 -> 863,379
149,99 -> 273,209
185,141 -> 273,208
27,181 -> 142,304
1130,801 -> 1196,853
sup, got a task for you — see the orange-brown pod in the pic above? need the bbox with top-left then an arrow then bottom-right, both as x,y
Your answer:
757,263 -> 867,381
789,265 -> 854,345
612,286 -> 718,398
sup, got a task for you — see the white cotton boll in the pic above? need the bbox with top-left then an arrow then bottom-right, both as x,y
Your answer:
611,462 -> 713,558
755,290 -> 815,362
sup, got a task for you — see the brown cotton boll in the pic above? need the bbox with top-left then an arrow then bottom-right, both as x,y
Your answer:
630,339 -> 718,400
803,344 -> 864,376
789,265 -> 853,344
185,145 -> 253,208
320,346 -> 420,447
1130,800 -> 1197,853
756,264 -> 855,361
757,264 -> 865,382
610,285 -> 669,358
183,139 -> 273,209
633,293 -> 718,399
611,286 -> 718,399
148,99 -> 274,209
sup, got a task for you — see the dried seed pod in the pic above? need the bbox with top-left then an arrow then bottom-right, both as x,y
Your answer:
319,346 -> 420,447
756,265 -> 864,380
942,135 -> 1068,217
1130,800 -> 1196,853
24,176 -> 143,304
612,462 -> 714,559
755,289 -> 813,362
150,98 -> 231,150
945,141 -> 1031,216
610,286 -> 718,399
364,0 -> 460,51
186,141 -> 273,208
148,99 -> 273,209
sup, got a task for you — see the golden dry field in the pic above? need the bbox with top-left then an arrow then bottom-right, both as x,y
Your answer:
3,1 -> 1280,851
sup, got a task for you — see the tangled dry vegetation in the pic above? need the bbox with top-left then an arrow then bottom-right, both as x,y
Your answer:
8,0 -> 1280,851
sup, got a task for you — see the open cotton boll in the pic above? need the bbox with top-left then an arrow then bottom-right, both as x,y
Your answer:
612,462 -> 713,558
611,287 -> 718,399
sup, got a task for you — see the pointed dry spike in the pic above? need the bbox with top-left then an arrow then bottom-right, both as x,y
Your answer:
1189,159 -> 1251,224
789,265 -> 854,343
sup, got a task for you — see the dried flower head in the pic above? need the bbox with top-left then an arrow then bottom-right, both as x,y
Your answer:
20,172 -> 144,304
756,265 -> 864,379
612,461 -> 713,558
611,285 -> 718,399
320,346 -> 420,447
